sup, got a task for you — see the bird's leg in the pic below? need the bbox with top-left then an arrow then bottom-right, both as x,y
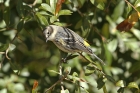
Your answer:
61,53 -> 73,63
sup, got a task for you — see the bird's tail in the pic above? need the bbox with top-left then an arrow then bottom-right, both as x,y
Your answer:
90,53 -> 105,65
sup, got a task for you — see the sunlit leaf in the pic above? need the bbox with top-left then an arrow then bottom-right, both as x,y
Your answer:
41,3 -> 53,14
36,12 -> 49,27
117,12 -> 140,31
85,69 -> 94,76
50,16 -> 57,23
116,80 -> 125,87
58,9 -> 72,16
127,82 -> 139,89
97,2 -> 105,10
90,0 -> 94,4
63,66 -> 71,75
9,44 -> 16,51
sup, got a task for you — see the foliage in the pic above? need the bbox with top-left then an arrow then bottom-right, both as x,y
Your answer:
0,0 -> 140,93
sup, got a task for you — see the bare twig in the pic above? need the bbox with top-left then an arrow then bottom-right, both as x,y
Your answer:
124,0 -> 139,12
44,71 -> 69,93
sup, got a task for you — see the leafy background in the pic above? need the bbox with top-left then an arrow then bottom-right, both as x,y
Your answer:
0,0 -> 140,93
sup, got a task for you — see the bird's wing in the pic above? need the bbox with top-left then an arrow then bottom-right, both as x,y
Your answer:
59,27 -> 93,54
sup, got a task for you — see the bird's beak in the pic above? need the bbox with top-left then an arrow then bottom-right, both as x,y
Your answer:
46,38 -> 48,42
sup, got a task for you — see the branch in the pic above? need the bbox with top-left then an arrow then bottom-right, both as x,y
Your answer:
78,52 -> 105,76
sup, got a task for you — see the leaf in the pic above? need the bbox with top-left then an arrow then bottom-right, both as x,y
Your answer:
116,12 -> 140,31
3,7 -> 10,26
97,77 -> 105,89
10,61 -> 20,74
116,80 -> 125,87
55,0 -> 65,15
50,0 -> 57,14
127,82 -> 139,89
107,39 -> 118,52
9,44 -> 16,51
0,44 -> 9,52
50,16 -> 57,23
97,2 -> 105,10
90,0 -> 95,4
40,3 -> 53,14
85,69 -> 94,76
16,0 -> 24,17
117,87 -> 125,93
105,75 -> 116,83
63,66 -> 71,75
17,19 -> 24,31
58,9 -> 72,16
36,12 -> 49,27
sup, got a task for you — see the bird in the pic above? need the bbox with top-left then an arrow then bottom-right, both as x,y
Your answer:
43,25 -> 105,65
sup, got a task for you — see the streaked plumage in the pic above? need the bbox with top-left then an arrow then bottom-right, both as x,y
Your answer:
43,25 -> 105,65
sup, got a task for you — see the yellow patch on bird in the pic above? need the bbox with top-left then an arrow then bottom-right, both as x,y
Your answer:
59,38 -> 66,46
84,40 -> 90,47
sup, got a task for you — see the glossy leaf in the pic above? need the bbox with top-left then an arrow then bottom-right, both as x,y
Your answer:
97,77 -> 105,89
127,82 -> 139,89
105,75 -> 116,83
58,9 -> 72,16
116,80 -> 125,87
50,16 -> 57,23
36,12 -> 49,27
117,87 -> 124,93
0,44 -> 9,52
41,3 -> 53,14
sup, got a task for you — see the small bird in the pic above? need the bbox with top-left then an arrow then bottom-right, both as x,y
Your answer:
43,25 -> 105,65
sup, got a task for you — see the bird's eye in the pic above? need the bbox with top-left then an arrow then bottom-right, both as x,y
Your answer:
47,31 -> 50,35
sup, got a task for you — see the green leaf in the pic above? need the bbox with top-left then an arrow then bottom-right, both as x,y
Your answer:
90,0 -> 95,4
58,10 -> 73,16
3,7 -> 10,26
16,0 -> 24,17
85,69 -> 95,76
50,16 -> 57,23
97,2 -> 105,10
63,66 -> 71,75
0,44 -> 9,52
9,44 -> 16,51
134,0 -> 140,7
40,3 -> 53,14
105,75 -> 116,83
50,0 -> 57,14
117,87 -> 124,93
132,29 -> 140,40
127,82 -> 139,89
116,80 -> 125,87
107,39 -> 118,52
17,19 -> 24,31
97,77 -> 105,89
36,12 -> 49,27
10,61 -> 20,74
